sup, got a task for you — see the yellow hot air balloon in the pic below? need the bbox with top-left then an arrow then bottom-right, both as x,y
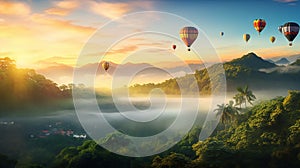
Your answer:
179,26 -> 198,51
270,36 -> 276,43
243,34 -> 250,43
102,61 -> 110,71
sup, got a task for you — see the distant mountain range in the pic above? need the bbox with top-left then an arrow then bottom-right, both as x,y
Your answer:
36,61 -> 203,85
130,52 -> 300,94
275,58 -> 290,65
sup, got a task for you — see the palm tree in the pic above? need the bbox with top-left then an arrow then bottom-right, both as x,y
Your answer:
233,93 -> 245,108
215,101 -> 239,129
235,85 -> 256,108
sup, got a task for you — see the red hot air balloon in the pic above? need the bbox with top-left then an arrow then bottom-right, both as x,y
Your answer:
172,44 -> 176,50
282,22 -> 299,46
253,19 -> 266,35
179,26 -> 198,51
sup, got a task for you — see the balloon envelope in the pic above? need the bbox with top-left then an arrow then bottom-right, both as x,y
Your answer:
179,26 -> 198,50
278,25 -> 283,34
102,61 -> 110,71
282,22 -> 299,46
172,44 -> 176,50
220,32 -> 224,36
270,36 -> 276,43
243,34 -> 250,43
253,19 -> 266,35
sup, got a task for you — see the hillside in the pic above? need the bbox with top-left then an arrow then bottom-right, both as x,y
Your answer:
291,59 -> 300,66
229,52 -> 277,70
0,57 -> 72,113
51,90 -> 300,168
130,53 -> 300,94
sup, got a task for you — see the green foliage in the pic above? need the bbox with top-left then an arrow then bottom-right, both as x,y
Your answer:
53,140 -> 137,168
151,153 -> 192,168
0,57 -> 72,114
283,90 -> 300,111
153,90 -> 300,167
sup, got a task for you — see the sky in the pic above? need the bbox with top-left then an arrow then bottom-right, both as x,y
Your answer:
1,0 -> 300,86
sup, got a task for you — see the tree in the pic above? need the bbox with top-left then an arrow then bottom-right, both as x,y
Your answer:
235,85 -> 256,108
215,101 -> 239,128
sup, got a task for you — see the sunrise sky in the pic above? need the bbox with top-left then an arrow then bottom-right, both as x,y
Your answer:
1,0 -> 300,86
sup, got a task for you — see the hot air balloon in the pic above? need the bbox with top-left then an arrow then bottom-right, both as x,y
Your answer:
270,36 -> 276,43
253,19 -> 266,35
172,44 -> 176,50
278,25 -> 283,34
282,22 -> 299,46
179,26 -> 198,51
102,61 -> 110,71
220,32 -> 224,37
243,34 -> 250,43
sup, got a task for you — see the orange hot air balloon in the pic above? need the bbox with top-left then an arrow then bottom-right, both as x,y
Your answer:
179,26 -> 198,51
270,36 -> 276,43
253,19 -> 266,35
172,44 -> 176,50
102,61 -> 110,71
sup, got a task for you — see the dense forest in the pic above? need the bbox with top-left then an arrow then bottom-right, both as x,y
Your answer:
0,57 -> 104,114
130,53 -> 300,95
16,89 -> 297,168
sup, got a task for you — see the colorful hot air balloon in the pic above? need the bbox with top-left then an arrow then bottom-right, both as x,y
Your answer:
270,36 -> 276,43
102,61 -> 110,71
172,44 -> 176,50
282,22 -> 299,46
278,25 -> 283,34
179,26 -> 198,51
253,19 -> 266,35
220,32 -> 224,36
243,34 -> 250,43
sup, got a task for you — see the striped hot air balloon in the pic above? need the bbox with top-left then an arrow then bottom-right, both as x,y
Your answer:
278,25 -> 283,34
179,26 -> 198,51
253,19 -> 266,35
282,22 -> 299,46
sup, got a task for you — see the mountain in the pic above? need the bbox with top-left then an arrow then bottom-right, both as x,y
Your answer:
290,59 -> 300,66
130,52 -> 300,94
36,61 -> 203,86
275,58 -> 290,65
266,59 -> 275,64
228,52 -> 277,70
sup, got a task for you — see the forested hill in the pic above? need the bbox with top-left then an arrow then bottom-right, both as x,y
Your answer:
51,90 -> 300,168
0,57 -> 71,113
130,52 -> 300,94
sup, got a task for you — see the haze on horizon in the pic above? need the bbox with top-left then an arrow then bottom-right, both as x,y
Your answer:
1,0 -> 300,87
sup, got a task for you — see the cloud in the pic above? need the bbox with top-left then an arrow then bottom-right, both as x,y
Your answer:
89,1 -> 131,19
45,8 -> 71,16
56,0 -> 80,9
0,1 -> 31,15
89,0 -> 154,19
45,0 -> 80,16
274,0 -> 298,3
259,66 -> 300,74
